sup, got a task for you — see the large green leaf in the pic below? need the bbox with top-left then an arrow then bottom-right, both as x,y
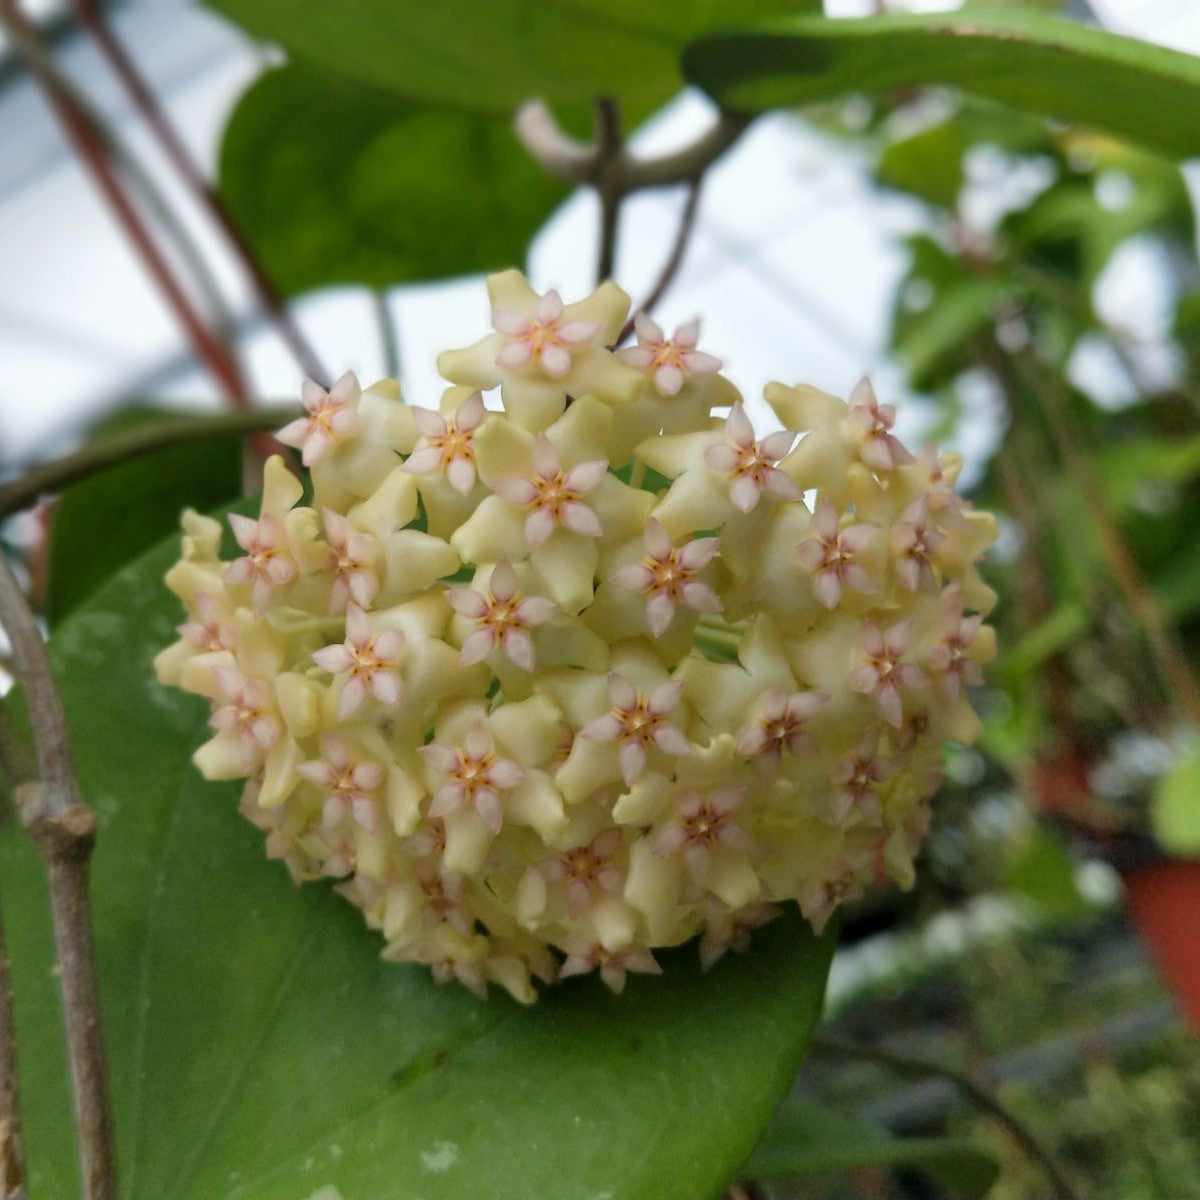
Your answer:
1,528 -> 836,1200
206,0 -> 812,117
218,66 -> 571,296
683,6 -> 1200,159
44,406 -> 242,625
741,1099 -> 1000,1197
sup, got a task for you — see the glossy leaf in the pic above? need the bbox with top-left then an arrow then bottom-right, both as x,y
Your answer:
1,528 -> 837,1200
877,120 -> 968,208
44,406 -> 242,625
742,1099 -> 1000,1197
206,0 -> 812,117
1153,742 -> 1200,854
1004,827 -> 1090,919
684,6 -> 1200,159
218,66 -> 570,296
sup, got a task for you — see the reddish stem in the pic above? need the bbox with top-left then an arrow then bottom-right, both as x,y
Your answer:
72,0 -> 330,388
0,0 -> 250,408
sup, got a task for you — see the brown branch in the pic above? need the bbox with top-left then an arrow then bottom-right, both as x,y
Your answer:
593,98 -> 623,285
515,99 -> 750,191
0,2 -> 250,409
0,405 -> 302,520
71,0 -> 330,388
811,1032 -> 1079,1200
615,176 -> 704,347
0,556 -> 115,1200
0,893 -> 26,1200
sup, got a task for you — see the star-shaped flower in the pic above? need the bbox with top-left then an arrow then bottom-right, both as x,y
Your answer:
795,497 -> 880,609
420,723 -> 525,834
276,371 -> 362,466
616,314 -> 721,397
445,560 -> 556,671
311,602 -> 404,719
610,518 -> 721,636
298,735 -> 385,833
402,390 -> 486,495
224,512 -> 296,616
580,673 -> 692,785
492,288 -> 600,378
492,434 -> 608,548
703,403 -> 803,512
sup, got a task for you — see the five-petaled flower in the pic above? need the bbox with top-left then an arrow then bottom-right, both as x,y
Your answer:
795,497 -> 879,609
651,787 -> 755,883
541,829 -> 624,918
445,560 -> 556,671
298,735 -> 386,833
492,435 -> 608,548
276,370 -> 362,465
492,288 -> 600,378
224,513 -> 296,616
703,403 -> 803,512
735,689 -> 828,761
850,619 -> 928,728
616,314 -> 721,397
846,377 -> 914,471
402,390 -> 486,494
322,508 -> 379,613
311,602 -> 404,719
610,519 -> 721,636
209,666 -> 280,772
581,674 -> 692,785
420,723 -> 525,834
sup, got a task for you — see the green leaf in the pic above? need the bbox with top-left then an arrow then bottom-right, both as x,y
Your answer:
218,66 -> 570,296
2,528 -> 837,1200
742,1099 -> 1000,1197
877,120 -> 968,208
893,278 -> 1002,389
45,406 -> 242,626
206,0 -> 811,117
1004,827 -> 1090,919
1153,741 -> 1200,854
684,6 -> 1200,159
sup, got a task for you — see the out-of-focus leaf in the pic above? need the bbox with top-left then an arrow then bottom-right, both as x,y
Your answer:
1004,827 -> 1090,918
878,120 -> 968,207
742,1099 -> 1000,1197
1153,741 -> 1200,853
3,525 -> 838,1200
999,603 -> 1090,679
1091,434 -> 1200,513
206,0 -> 812,117
218,66 -> 569,295
683,7 -> 1200,159
45,406 -> 241,625
894,278 -> 1002,388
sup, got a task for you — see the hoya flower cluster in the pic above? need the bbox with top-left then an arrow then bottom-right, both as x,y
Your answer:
155,271 -> 997,1003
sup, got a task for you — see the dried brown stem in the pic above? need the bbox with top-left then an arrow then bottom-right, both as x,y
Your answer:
71,0 -> 330,387
0,2 -> 249,409
811,1032 -> 1079,1200
615,176 -> 704,347
0,405 -> 301,520
0,555 -> 115,1200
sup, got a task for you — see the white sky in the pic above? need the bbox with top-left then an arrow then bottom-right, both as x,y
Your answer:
0,0 -> 1197,479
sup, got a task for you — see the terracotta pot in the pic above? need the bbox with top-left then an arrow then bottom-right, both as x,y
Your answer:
1123,858 -> 1200,1030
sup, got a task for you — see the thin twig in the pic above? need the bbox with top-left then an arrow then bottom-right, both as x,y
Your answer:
515,99 -> 750,191
0,2 -> 250,409
615,176 -> 704,347
0,556 -> 115,1200
0,893 -> 26,1200
71,0 -> 330,388
811,1032 -> 1079,1200
373,290 -> 401,382
593,99 -> 623,285
0,406 -> 301,520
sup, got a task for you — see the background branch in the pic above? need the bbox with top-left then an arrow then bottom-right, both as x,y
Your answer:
0,555 -> 115,1200
71,0 -> 330,388
811,1031 -> 1078,1200
0,405 -> 302,520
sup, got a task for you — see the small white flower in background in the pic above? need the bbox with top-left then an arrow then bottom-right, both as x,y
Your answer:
156,271 -> 997,1004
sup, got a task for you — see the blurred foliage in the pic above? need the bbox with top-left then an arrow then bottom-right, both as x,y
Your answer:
218,66 -> 570,296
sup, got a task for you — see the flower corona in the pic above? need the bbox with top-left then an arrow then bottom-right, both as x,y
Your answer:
156,271 -> 997,1003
